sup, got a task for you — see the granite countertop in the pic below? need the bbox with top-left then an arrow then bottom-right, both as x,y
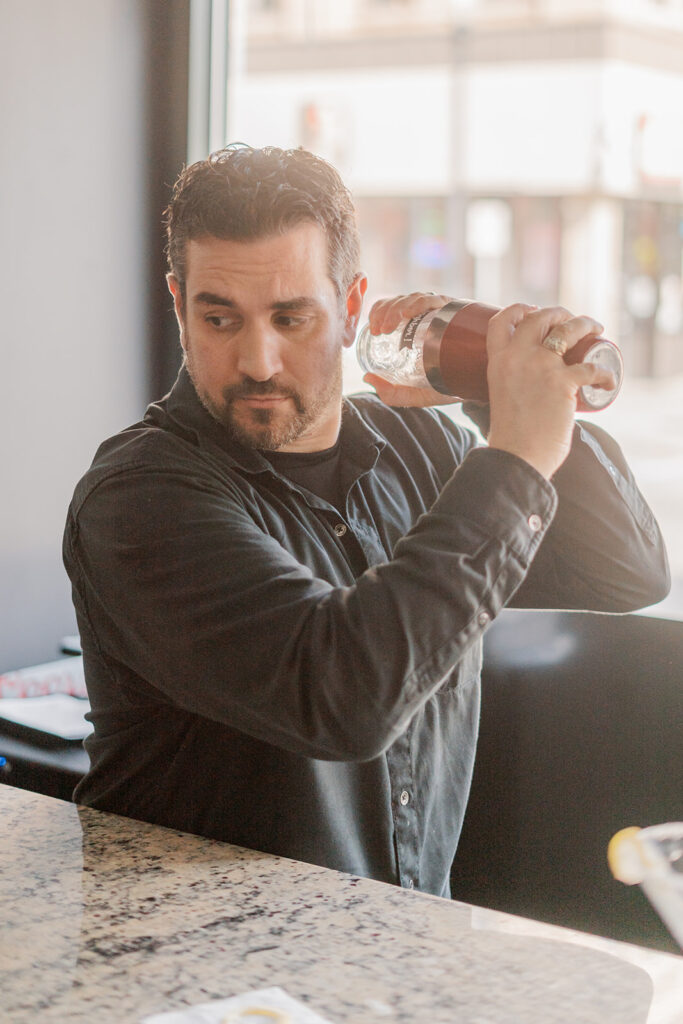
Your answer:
1,786 -> 681,1024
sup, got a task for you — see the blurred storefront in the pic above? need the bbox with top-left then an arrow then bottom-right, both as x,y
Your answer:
226,0 -> 683,592
238,0 -> 683,380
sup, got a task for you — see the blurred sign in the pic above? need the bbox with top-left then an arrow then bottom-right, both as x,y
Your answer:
636,112 -> 683,187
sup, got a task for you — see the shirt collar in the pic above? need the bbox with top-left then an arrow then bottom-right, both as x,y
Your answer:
154,363 -> 386,475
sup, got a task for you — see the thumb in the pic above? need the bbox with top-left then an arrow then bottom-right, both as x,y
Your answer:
363,373 -> 402,405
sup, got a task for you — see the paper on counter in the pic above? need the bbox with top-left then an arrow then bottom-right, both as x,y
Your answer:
0,655 -> 86,699
142,987 -> 336,1024
0,693 -> 92,740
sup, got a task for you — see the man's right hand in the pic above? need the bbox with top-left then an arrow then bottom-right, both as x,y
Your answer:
486,304 -> 616,480
363,291 -> 463,409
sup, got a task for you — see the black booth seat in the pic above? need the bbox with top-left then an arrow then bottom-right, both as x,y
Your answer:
451,608 -> 683,954
0,728 -> 89,801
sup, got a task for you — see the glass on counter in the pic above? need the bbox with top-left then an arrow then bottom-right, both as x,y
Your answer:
608,822 -> 683,950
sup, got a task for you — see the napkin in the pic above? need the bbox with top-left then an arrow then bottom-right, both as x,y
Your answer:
141,986 -> 335,1024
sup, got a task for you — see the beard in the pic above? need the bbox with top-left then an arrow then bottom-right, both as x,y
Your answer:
184,343 -> 344,452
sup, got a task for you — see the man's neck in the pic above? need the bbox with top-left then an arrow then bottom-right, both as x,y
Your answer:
274,404 -> 343,454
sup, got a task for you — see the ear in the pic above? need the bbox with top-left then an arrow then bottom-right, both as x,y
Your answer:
167,274 -> 187,352
342,274 -> 368,348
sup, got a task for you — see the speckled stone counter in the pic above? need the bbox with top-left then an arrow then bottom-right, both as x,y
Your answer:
1,786 -> 681,1023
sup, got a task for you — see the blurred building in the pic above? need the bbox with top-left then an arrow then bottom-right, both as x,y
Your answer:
235,0 -> 683,380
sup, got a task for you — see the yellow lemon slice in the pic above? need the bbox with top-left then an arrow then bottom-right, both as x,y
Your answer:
221,1010 -> 290,1024
607,826 -> 646,884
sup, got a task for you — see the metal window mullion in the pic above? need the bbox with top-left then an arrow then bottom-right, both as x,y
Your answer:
209,0 -> 230,152
187,0 -> 233,163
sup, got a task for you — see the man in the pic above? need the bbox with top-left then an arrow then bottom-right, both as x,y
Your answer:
64,144 -> 669,899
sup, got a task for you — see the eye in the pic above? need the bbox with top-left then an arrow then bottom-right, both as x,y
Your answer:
274,314 -> 307,329
205,314 -> 238,329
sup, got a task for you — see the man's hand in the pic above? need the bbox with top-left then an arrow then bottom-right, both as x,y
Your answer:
486,304 -> 616,480
361,294 -> 616,480
362,292 -> 462,408
363,372 -> 459,408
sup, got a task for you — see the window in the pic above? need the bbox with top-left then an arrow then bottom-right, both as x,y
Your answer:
201,0 -> 683,615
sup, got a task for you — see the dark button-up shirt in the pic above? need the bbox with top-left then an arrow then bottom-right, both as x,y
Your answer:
63,368 -> 669,897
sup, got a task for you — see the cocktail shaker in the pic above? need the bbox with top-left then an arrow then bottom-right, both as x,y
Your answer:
356,299 -> 623,413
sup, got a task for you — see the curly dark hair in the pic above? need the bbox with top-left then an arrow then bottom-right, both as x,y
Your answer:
165,143 -> 361,303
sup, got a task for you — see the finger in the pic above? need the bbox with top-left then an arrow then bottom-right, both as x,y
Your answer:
567,361 -> 617,394
369,292 -> 445,336
540,314 -> 604,353
512,306 -> 573,350
486,303 -> 538,355
373,293 -> 437,336
363,373 -> 420,407
367,298 -> 393,334
362,373 -> 456,408
363,372 -> 403,402
518,309 -> 604,354
372,296 -> 410,335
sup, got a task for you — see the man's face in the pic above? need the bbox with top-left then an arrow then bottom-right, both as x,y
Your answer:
168,223 -> 366,452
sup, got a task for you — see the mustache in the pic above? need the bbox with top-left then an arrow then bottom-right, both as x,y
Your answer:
222,377 -> 305,412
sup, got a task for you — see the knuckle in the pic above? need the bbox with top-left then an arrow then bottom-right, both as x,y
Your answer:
552,317 -> 573,333
492,303 -> 524,324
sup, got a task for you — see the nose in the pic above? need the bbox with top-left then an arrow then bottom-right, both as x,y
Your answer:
235,322 -> 284,382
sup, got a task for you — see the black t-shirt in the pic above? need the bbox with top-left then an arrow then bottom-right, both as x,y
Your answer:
262,439 -> 344,511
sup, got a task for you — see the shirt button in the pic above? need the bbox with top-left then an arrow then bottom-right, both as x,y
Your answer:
527,513 -> 543,533
477,610 -> 490,627
333,523 -> 347,538
400,790 -> 410,806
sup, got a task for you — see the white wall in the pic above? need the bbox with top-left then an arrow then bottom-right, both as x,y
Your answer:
0,1 -> 149,670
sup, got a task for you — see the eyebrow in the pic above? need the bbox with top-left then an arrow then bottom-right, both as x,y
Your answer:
193,292 -> 319,312
194,292 -> 235,308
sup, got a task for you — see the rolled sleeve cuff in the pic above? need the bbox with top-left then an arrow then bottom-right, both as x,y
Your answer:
438,446 -> 558,566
